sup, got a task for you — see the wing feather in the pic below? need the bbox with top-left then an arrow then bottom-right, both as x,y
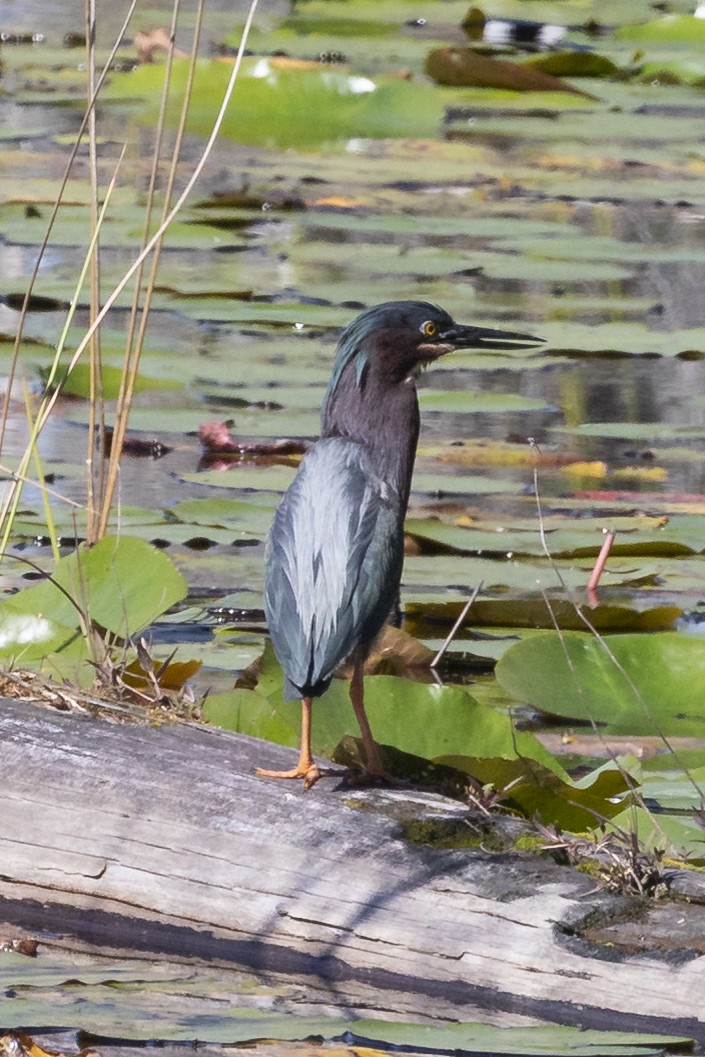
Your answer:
264,437 -> 403,699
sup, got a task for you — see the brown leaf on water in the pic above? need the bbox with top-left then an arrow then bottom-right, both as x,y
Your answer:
537,731 -> 705,760
362,625 -> 435,677
134,27 -> 188,64
0,936 -> 38,956
199,420 -> 308,459
0,1036 -> 102,1057
425,47 -> 595,98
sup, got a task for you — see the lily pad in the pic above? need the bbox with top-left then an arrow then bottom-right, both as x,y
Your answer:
0,536 -> 187,661
106,57 -> 445,147
205,643 -> 636,829
496,631 -> 705,737
42,361 -> 183,398
616,15 -> 705,43
526,52 -> 621,80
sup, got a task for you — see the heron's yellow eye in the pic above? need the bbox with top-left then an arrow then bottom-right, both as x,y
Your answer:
421,320 -> 437,337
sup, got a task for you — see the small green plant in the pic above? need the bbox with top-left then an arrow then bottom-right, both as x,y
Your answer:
0,535 -> 188,689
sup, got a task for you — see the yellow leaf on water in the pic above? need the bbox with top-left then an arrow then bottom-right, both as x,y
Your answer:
563,461 -> 607,477
311,195 -> 363,208
613,465 -> 668,482
432,439 -> 547,468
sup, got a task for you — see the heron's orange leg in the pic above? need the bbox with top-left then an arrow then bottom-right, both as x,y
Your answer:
256,701 -> 346,787
256,697 -> 323,788
350,657 -> 388,780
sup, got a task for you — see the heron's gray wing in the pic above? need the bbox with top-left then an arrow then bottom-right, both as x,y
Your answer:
264,437 -> 403,699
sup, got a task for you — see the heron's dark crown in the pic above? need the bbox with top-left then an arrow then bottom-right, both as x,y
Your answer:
326,300 -> 453,399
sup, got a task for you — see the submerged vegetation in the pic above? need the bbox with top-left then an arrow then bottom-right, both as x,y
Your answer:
1,1 -> 705,871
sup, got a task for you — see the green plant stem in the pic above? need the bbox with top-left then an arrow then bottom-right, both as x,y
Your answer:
99,0 -> 205,540
0,0 -> 139,461
0,157 -> 125,556
85,0 -> 105,544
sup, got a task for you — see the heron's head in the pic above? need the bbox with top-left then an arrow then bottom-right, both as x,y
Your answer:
326,300 -> 542,397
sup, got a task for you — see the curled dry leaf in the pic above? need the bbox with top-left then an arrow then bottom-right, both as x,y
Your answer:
199,420 -> 308,458
425,47 -> 596,98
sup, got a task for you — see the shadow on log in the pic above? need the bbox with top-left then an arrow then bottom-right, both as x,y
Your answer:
1,699 -> 704,1042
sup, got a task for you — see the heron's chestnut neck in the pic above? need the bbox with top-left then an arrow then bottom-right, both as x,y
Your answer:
321,344 -> 422,511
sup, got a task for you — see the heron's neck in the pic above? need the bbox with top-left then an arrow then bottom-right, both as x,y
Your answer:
321,363 -> 420,510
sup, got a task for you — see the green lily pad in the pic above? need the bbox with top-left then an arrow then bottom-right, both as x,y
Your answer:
106,57 -> 445,147
439,754 -> 634,830
0,536 -> 187,659
606,805 -> 705,865
617,15 -> 705,42
171,497 -> 277,535
526,52 -> 620,80
42,361 -> 183,398
206,642 -> 637,829
496,631 -> 705,737
0,945 -> 693,1050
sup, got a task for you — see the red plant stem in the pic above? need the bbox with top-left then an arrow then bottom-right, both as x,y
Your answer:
587,529 -> 616,594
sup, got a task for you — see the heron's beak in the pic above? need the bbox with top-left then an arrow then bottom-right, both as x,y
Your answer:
440,323 -> 544,351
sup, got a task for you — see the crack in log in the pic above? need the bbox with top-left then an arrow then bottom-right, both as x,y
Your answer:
1,893 -> 703,1044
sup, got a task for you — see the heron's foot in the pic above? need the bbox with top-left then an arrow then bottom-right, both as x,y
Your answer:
342,767 -> 408,789
256,763 -> 346,790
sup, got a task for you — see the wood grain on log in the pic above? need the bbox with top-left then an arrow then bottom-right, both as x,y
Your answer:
1,699 -> 704,1041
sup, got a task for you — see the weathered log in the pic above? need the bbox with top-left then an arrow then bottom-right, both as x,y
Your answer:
1,698 -> 704,1041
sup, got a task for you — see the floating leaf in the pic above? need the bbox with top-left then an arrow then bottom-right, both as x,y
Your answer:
406,598 -> 682,634
0,536 -> 187,658
496,631 -> 705,736
616,15 -> 705,42
606,806 -> 705,865
439,754 -> 634,830
637,59 -> 705,87
526,52 -> 620,79
425,48 -> 593,97
639,764 -> 705,812
122,656 -> 202,692
106,57 -> 444,147
0,610 -> 79,664
41,362 -> 183,398
364,624 -> 436,676
346,1018 -> 694,1057
207,643 -> 635,828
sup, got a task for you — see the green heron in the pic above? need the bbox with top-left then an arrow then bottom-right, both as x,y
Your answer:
258,300 -> 542,788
